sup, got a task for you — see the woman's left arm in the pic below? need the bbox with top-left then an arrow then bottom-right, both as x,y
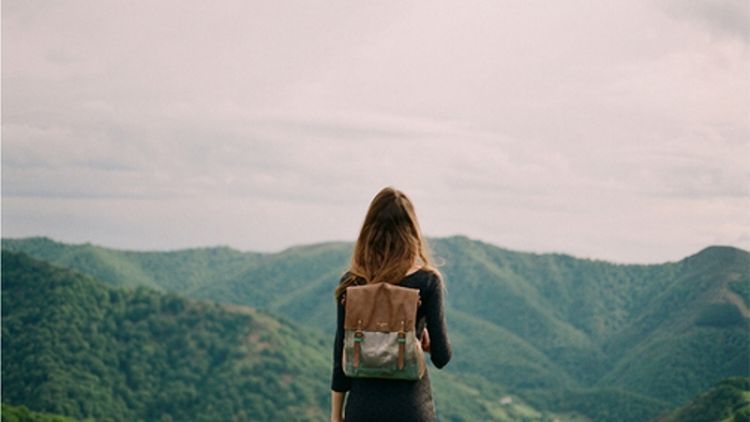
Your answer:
331,390 -> 345,422
331,294 -> 351,419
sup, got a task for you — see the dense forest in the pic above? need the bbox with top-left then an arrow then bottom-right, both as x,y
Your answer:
2,236 -> 749,421
2,251 -> 330,421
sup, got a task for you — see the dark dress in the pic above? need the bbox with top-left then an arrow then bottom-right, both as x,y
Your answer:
331,269 -> 452,422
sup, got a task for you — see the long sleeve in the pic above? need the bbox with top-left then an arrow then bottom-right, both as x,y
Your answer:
424,275 -> 452,368
331,295 -> 352,392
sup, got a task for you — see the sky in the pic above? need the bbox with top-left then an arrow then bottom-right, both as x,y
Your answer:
2,0 -> 749,264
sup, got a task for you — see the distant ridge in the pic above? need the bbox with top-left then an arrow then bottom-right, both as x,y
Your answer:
4,234 -> 747,264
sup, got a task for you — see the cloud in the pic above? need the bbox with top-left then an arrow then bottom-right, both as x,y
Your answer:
2,0 -> 749,263
661,0 -> 750,43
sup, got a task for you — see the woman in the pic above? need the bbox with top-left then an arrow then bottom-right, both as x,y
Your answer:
331,186 -> 452,422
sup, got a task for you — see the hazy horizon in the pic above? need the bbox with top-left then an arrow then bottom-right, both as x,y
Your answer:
4,233 -> 747,267
3,0 -> 748,264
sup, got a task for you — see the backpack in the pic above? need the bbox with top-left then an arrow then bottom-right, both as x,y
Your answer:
341,281 -> 426,380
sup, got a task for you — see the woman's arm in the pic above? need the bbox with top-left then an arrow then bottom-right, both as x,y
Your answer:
331,293 -> 351,419
424,274 -> 452,368
331,295 -> 352,391
331,390 -> 345,422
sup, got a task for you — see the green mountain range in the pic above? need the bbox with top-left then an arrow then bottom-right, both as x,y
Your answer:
2,236 -> 748,421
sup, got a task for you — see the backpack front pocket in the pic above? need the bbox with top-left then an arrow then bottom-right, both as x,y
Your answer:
342,330 -> 424,380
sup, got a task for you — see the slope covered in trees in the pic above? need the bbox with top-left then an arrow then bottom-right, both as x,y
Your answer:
1,251 -> 330,421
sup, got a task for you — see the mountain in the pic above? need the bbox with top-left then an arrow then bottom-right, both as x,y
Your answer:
1,251 -> 330,421
1,250 -> 560,422
658,376 -> 750,421
4,236 -> 749,421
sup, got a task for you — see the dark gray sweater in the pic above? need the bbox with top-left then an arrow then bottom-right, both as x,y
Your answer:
331,269 -> 452,421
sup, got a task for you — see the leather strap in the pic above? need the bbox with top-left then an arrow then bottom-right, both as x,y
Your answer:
397,320 -> 406,370
354,320 -> 364,369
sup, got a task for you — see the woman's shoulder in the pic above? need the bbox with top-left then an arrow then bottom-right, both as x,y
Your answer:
403,268 -> 442,290
414,267 -> 441,280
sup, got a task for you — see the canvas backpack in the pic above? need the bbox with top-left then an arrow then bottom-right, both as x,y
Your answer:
341,281 -> 426,380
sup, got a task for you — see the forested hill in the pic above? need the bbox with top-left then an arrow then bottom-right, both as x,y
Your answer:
3,236 -> 749,421
1,251 -> 330,421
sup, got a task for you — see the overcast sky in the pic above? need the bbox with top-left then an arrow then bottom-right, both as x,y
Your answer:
2,0 -> 749,263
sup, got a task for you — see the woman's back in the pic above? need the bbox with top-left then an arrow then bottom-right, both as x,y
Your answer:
330,186 -> 452,422
331,268 -> 452,421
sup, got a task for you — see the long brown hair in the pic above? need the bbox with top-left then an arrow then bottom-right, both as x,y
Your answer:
334,186 -> 441,300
